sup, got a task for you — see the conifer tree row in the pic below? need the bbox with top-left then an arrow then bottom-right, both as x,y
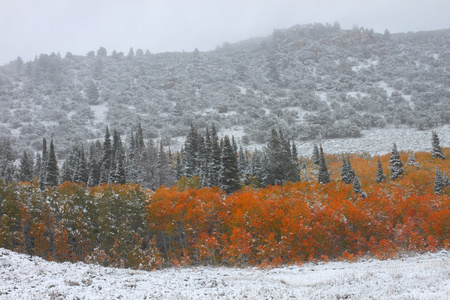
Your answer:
0,127 -> 446,194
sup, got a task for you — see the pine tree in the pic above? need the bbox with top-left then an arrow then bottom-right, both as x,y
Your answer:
431,131 -> 445,160
251,149 -> 264,187
442,171 -> 450,187
406,151 -> 420,168
312,144 -> 320,165
0,139 -> 15,183
184,124 -> 200,177
100,127 -> 112,184
219,135 -> 240,194
389,143 -> 403,181
434,167 -> 445,195
114,154 -> 126,184
352,174 -> 366,198
18,150 -> 33,182
340,155 -> 354,184
318,145 -> 330,184
87,142 -> 101,187
376,157 -> 387,183
39,138 -> 48,188
60,161 -> 72,183
210,124 -> 221,187
74,145 -> 88,183
290,142 -> 301,182
45,139 -> 59,187
34,153 -> 42,179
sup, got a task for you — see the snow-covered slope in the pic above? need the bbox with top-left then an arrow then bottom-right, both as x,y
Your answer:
1,248 -> 449,299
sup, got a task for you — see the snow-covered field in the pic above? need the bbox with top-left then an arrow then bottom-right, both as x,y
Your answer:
1,248 -> 449,299
295,124 -> 450,156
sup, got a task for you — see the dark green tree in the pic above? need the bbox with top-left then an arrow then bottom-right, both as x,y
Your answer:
318,145 -> 330,184
434,167 -> 445,195
312,144 -> 320,165
388,143 -> 403,181
432,131 -> 445,160
352,174 -> 366,198
376,157 -> 387,183
100,127 -> 112,184
18,150 -> 33,182
219,135 -> 240,194
39,138 -> 48,188
45,139 -> 59,187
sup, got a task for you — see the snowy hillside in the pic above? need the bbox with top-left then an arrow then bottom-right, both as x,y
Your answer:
1,248 -> 449,299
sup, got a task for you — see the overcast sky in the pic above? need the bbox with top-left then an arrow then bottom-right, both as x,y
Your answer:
1,0 -> 450,65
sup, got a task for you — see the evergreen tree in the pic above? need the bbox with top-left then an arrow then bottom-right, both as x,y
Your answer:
184,124 -> 200,177
87,142 -> 101,187
431,131 -> 445,160
100,127 -> 112,183
18,150 -> 33,182
251,149 -> 264,187
45,139 -> 59,187
389,143 -> 403,181
74,145 -> 88,183
312,144 -> 320,165
114,154 -> 126,184
352,174 -> 366,198
434,167 -> 445,195
33,153 -> 41,179
109,129 -> 124,183
210,124 -> 221,187
175,151 -> 183,180
406,151 -> 420,168
60,161 -> 72,183
39,138 -> 48,188
318,145 -> 330,184
219,135 -> 240,194
288,142 -> 301,182
442,171 -> 450,187
0,139 -> 15,182
376,157 -> 387,183
340,155 -> 354,184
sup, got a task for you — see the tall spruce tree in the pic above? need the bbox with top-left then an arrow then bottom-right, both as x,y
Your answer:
318,145 -> 330,184
312,144 -> 320,165
431,131 -> 445,160
18,150 -> 33,182
434,167 -> 445,195
184,124 -> 200,178
39,138 -> 48,188
389,143 -> 403,181
0,139 -> 15,183
340,155 -> 354,184
45,139 -> 59,187
219,135 -> 240,194
74,145 -> 88,183
210,124 -> 221,187
100,127 -> 112,183
352,174 -> 366,198
376,157 -> 387,183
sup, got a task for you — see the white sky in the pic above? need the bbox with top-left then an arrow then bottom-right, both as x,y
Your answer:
1,0 -> 450,65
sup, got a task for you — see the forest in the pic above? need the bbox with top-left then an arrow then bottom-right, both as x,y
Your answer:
0,135 -> 448,269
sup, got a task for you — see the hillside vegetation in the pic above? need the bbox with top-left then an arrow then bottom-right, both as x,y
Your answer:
0,23 -> 449,155
0,147 -> 448,269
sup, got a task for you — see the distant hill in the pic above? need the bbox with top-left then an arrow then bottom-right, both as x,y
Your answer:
0,23 -> 449,157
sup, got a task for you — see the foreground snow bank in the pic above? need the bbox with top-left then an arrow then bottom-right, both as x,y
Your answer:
1,249 -> 449,299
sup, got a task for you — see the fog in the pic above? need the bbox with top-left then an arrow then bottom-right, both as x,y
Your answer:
1,0 -> 450,65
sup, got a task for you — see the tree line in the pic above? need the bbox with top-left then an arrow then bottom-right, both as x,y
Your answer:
0,125 -> 448,195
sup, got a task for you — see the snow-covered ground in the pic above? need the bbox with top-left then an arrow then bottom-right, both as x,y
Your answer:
1,248 -> 449,299
295,124 -> 450,157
